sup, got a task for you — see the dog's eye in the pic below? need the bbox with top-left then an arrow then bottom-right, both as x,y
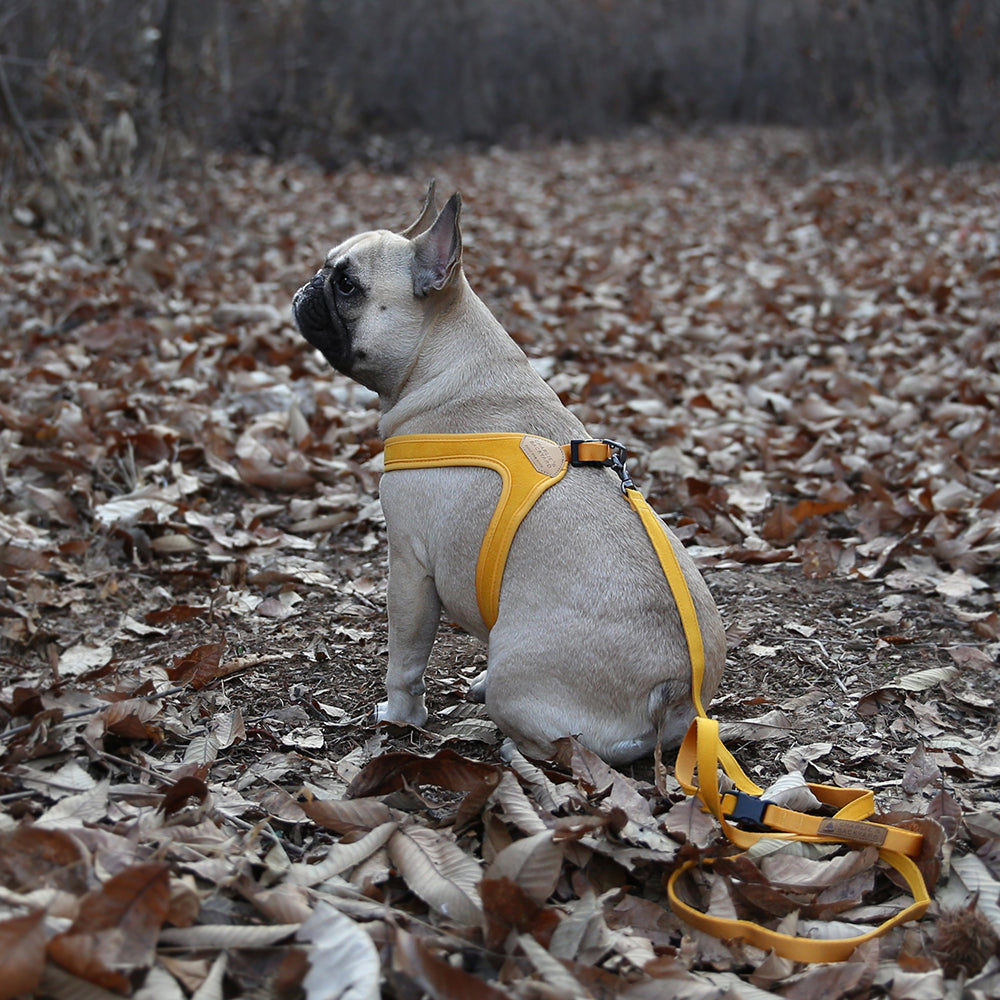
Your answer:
334,273 -> 357,297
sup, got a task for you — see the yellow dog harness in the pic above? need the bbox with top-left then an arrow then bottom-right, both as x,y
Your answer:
383,432 -> 930,963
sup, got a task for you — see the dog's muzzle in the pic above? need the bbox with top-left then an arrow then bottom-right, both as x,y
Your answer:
292,273 -> 331,345
292,272 -> 353,375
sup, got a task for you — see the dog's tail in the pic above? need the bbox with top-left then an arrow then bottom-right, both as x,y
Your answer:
601,679 -> 691,770
648,679 -> 691,793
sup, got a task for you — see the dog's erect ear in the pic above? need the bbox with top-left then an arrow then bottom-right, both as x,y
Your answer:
411,192 -> 462,297
399,181 -> 438,239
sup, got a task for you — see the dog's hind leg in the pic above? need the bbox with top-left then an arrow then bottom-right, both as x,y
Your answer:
467,668 -> 488,703
603,733 -> 659,768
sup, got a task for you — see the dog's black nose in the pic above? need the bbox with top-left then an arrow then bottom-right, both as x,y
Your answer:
292,273 -> 330,334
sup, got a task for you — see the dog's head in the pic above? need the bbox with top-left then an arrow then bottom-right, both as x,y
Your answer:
292,183 -> 462,396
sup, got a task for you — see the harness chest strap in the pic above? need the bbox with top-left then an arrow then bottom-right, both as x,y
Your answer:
383,433 -> 578,630
381,431 -> 929,962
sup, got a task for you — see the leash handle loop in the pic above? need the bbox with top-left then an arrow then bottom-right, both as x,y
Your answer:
667,847 -> 931,965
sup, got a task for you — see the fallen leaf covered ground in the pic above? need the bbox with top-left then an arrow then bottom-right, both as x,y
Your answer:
1,128 -> 998,998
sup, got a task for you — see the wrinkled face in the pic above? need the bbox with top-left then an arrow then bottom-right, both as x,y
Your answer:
292,230 -> 425,396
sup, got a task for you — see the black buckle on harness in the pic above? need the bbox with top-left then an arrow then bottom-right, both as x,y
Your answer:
569,438 -> 635,495
568,440 -> 601,466
725,791 -> 773,826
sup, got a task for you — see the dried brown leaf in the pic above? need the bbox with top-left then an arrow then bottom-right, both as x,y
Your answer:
346,747 -> 501,799
296,903 -> 379,1000
760,847 -> 880,891
484,830 -> 564,906
284,821 -> 398,887
300,794 -> 397,834
158,775 -> 210,818
47,862 -> 170,989
479,876 -> 561,951
168,641 -> 227,688
393,928 -> 507,1000
0,826 -> 88,893
0,910 -> 46,1000
386,826 -> 482,925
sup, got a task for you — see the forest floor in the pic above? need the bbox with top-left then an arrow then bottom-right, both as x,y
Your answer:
1,127 -> 999,998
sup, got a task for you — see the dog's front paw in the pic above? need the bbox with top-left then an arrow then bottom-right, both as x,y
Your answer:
375,698 -> 428,728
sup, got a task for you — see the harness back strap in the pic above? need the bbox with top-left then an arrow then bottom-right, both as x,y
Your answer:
381,431 -> 930,963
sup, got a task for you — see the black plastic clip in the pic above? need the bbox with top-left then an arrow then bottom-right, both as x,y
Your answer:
725,791 -> 773,826
568,439 -> 603,466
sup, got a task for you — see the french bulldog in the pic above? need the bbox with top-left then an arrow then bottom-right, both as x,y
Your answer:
292,184 -> 725,766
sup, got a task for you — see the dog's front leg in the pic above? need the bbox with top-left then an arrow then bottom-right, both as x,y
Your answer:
377,546 -> 440,727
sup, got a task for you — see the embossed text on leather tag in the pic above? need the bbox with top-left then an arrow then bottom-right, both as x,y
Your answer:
520,435 -> 566,477
817,818 -> 888,846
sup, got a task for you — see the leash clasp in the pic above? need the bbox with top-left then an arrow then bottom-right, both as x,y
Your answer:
602,439 -> 635,494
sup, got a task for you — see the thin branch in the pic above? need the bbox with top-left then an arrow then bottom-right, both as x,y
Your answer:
0,46 -> 79,218
0,48 -> 52,179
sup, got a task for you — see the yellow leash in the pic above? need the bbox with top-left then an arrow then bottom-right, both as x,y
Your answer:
383,432 -> 930,962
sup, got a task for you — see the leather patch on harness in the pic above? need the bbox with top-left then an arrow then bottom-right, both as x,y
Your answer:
520,435 -> 566,478
817,818 -> 888,846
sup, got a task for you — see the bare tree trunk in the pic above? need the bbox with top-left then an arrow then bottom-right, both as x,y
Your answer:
917,0 -> 966,160
731,0 -> 760,121
216,0 -> 233,113
858,0 -> 895,166
0,47 -> 82,221
0,50 -> 48,177
155,0 -> 178,130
